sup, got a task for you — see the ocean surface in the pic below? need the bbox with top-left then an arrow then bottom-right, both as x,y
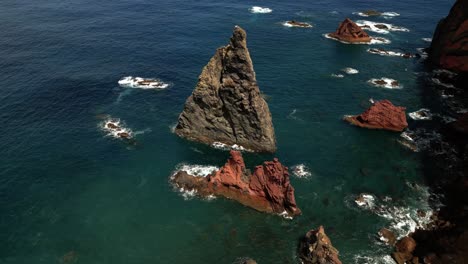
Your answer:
0,0 -> 455,263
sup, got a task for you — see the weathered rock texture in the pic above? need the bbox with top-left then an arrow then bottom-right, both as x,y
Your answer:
329,18 -> 371,43
171,150 -> 300,217
392,236 -> 418,264
344,100 -> 408,132
175,26 -> 276,153
298,226 -> 342,264
430,0 -> 468,73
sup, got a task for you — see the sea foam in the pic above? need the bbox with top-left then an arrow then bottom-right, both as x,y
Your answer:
291,164 -> 312,178
249,6 -> 272,14
324,34 -> 391,45
356,20 -> 409,34
368,78 -> 402,89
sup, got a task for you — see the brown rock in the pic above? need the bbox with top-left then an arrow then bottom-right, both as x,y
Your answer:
170,150 -> 300,217
430,0 -> 468,73
174,26 -> 276,153
298,226 -> 342,264
117,132 -> 130,139
286,20 -> 312,28
344,100 -> 408,132
106,122 -> 119,129
375,24 -> 389,30
392,236 -> 417,264
379,228 -> 397,246
362,10 -> 382,16
329,18 -> 372,43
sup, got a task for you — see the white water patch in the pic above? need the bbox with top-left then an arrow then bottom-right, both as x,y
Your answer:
367,48 -> 413,58
353,254 -> 396,264
416,48 -> 428,59
409,109 -> 433,120
324,34 -> 391,45
291,164 -> 312,178
342,67 -> 359,74
431,77 -> 456,89
356,20 -> 409,34
349,185 -> 436,239
368,78 -> 402,89
100,118 -> 134,139
278,211 -> 293,220
211,142 -> 252,152
249,6 -> 272,13
331,73 -> 345,78
173,164 -> 218,177
353,11 -> 400,18
118,76 -> 170,89
169,123 -> 177,133
422,38 -> 432,43
282,21 -> 313,28
354,193 -> 377,209
287,109 -> 303,121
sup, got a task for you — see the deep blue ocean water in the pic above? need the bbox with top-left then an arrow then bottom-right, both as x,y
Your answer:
0,0 -> 455,263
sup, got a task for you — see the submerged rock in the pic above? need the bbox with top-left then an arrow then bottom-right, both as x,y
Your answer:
430,0 -> 468,73
328,18 -> 371,43
170,150 -> 300,217
174,26 -> 276,153
298,226 -> 342,264
344,100 -> 408,132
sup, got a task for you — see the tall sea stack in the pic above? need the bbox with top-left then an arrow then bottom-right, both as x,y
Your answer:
175,26 -> 276,153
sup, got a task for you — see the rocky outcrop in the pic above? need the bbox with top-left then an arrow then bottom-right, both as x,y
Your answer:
298,226 -> 342,264
430,0 -> 468,73
392,236 -> 418,264
329,18 -> 371,43
344,100 -> 408,132
379,228 -> 397,246
174,26 -> 276,153
171,150 -> 301,217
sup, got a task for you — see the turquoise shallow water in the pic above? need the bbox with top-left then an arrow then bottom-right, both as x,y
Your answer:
0,0 -> 455,263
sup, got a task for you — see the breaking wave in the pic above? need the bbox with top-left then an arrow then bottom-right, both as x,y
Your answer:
409,109 -> 433,120
249,6 -> 272,13
211,142 -> 252,152
342,67 -> 359,74
99,117 -> 134,140
356,20 -> 409,34
368,78 -> 402,89
118,76 -> 170,89
324,34 -> 391,45
291,164 -> 312,178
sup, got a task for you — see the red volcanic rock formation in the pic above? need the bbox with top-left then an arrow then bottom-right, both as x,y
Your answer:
171,150 -> 301,217
298,226 -> 342,264
430,0 -> 468,73
329,18 -> 371,43
344,100 -> 408,132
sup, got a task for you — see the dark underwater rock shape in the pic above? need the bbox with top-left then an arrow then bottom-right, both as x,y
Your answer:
430,0 -> 468,73
298,226 -> 342,264
174,26 -> 276,153
362,10 -> 382,16
329,18 -> 371,43
344,100 -> 408,132
171,150 -> 301,217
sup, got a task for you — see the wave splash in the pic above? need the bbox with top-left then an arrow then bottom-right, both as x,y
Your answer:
249,6 -> 272,14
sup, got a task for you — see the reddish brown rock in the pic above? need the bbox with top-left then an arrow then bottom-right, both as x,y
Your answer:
379,228 -> 397,246
329,18 -> 371,43
298,226 -> 342,264
344,100 -> 408,132
392,236 -> 417,264
171,150 -> 301,217
430,0 -> 468,73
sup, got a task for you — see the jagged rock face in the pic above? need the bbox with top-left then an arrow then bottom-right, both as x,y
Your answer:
430,0 -> 468,73
171,150 -> 300,217
329,18 -> 371,43
175,26 -> 276,153
344,100 -> 408,132
298,226 -> 342,264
